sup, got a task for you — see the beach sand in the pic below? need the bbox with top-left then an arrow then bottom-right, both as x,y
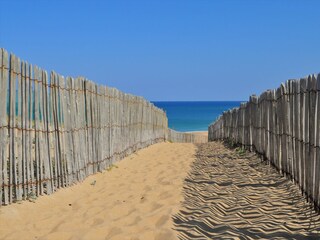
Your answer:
174,141 -> 320,238
2,140 -> 320,239
0,142 -> 196,240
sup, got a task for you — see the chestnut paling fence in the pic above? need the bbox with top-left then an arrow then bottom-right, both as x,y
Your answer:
168,129 -> 207,143
208,74 -> 320,209
0,48 -> 202,205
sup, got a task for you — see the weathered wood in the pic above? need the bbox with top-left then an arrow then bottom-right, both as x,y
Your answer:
296,80 -> 302,186
65,77 -> 74,184
301,78 -> 307,193
0,49 -> 9,205
309,75 -> 317,202
292,80 -> 297,183
70,77 -> 79,180
287,81 -> 293,179
8,54 -> 17,203
34,66 -> 43,196
29,64 -> 36,196
48,72 -> 56,191
79,78 -> 87,178
316,74 -> 320,207
42,70 -> 52,194
208,73 -> 320,210
0,49 -> 3,205
38,67 -> 45,196
0,49 -> 203,206
51,72 -> 59,188
20,61 -> 26,199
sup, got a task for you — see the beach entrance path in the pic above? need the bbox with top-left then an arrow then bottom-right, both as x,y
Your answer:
0,142 -> 196,240
174,142 -> 320,239
1,141 -> 320,240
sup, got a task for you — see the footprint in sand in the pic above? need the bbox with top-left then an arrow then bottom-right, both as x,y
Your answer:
127,216 -> 142,226
157,177 -> 171,185
158,191 -> 172,200
105,227 -> 123,239
155,214 -> 169,227
91,218 -> 104,227
154,229 -> 175,240
149,203 -> 163,212
157,170 -> 165,176
144,185 -> 153,191
160,180 -> 171,185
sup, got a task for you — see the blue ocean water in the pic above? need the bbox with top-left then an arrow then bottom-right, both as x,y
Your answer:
152,101 -> 242,132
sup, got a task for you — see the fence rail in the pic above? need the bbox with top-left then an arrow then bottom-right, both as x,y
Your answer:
208,74 -> 320,209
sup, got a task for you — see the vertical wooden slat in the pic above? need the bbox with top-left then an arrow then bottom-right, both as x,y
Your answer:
292,80 -> 297,183
91,81 -> 97,173
48,72 -> 56,191
84,79 -> 92,175
42,70 -> 53,194
301,78 -> 307,194
46,71 -> 54,192
14,57 -> 23,201
272,90 -> 277,166
96,84 -> 101,171
51,72 -> 60,188
37,67 -> 45,196
306,75 -> 312,200
316,74 -> 320,207
0,49 -> 9,205
296,80 -> 302,186
21,61 -> 27,200
28,64 -> 35,196
33,65 -> 41,196
287,81 -> 293,179
56,74 -> 64,186
281,84 -> 287,175
65,77 -> 74,183
109,88 -> 113,164
70,77 -> 79,180
0,49 -> 3,205
81,78 -> 87,177
79,78 -> 87,178
58,75 -> 67,186
309,74 -> 317,203
8,54 -> 17,203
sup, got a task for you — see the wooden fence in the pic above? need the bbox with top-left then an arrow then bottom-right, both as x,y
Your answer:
0,48 -> 173,205
208,74 -> 320,209
167,129 -> 207,143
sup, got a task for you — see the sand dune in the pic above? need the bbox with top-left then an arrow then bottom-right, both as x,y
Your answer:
173,142 -> 320,239
0,143 -> 196,240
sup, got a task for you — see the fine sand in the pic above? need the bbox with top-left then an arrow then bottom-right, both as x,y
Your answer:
0,142 -> 196,240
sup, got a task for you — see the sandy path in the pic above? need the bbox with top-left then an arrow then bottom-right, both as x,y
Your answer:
186,131 -> 208,138
174,142 -> 320,239
0,142 -> 196,240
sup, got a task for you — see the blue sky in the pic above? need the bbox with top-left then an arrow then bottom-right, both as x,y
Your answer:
0,0 -> 319,101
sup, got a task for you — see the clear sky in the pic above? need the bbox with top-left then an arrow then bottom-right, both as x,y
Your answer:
0,0 -> 319,101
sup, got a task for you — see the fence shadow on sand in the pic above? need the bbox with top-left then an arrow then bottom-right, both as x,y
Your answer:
173,141 -> 320,240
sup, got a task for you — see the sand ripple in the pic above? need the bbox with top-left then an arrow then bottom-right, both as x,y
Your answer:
173,142 -> 320,239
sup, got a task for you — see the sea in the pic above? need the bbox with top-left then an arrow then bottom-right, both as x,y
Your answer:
152,101 -> 242,132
